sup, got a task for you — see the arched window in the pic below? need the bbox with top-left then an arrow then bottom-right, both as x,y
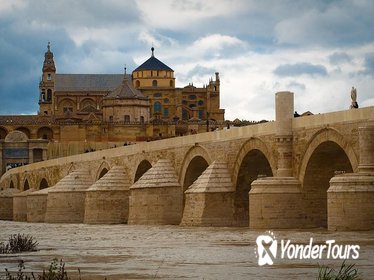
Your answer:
164,98 -> 169,104
47,89 -> 52,101
140,116 -> 145,124
170,80 -> 174,87
163,108 -> 169,117
154,101 -> 161,113
124,115 -> 130,123
198,100 -> 204,106
135,80 -> 140,88
80,99 -> 96,112
61,99 -> 74,114
15,127 -> 31,138
152,80 -> 158,87
37,127 -> 53,140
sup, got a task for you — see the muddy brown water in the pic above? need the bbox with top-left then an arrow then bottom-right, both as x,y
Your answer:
0,221 -> 373,279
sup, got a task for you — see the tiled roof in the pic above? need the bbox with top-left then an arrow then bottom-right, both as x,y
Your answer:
0,115 -> 52,125
105,76 -> 147,100
134,50 -> 173,72
55,74 -> 125,92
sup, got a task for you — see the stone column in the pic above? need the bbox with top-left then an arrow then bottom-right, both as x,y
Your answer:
28,147 -> 34,164
358,126 -> 374,173
328,125 -> 374,230
275,91 -> 294,177
249,91 -> 304,229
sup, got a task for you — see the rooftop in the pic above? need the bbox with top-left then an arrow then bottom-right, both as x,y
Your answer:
105,76 -> 147,100
55,74 -> 124,92
133,48 -> 173,72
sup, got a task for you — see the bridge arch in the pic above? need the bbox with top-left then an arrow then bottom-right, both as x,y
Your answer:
179,145 -> 212,192
299,128 -> 356,228
23,179 -> 30,191
133,159 -> 152,183
39,178 -> 49,190
95,160 -> 111,181
232,138 -> 274,226
232,138 -> 275,188
6,174 -> 20,190
299,128 -> 358,183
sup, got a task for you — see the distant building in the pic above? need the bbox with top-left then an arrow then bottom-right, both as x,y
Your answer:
38,44 -> 224,129
0,44 -> 225,174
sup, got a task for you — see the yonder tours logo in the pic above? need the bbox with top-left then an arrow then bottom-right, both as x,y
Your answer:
255,231 -> 360,266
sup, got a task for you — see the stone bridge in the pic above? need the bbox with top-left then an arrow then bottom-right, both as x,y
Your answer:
1,92 -> 373,231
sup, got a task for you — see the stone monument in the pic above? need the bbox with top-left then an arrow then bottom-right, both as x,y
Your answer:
350,86 -> 359,109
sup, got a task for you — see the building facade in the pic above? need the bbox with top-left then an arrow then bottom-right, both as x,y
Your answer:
38,44 -> 224,126
0,44 -> 226,174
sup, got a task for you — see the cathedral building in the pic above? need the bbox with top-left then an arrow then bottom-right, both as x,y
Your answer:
0,44 -> 225,175
39,44 -> 224,124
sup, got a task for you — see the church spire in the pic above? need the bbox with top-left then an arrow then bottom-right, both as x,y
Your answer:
43,42 -> 56,72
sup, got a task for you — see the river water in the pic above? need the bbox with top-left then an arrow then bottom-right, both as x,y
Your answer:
0,221 -> 373,279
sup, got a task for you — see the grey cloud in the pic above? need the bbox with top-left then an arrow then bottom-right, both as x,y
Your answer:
1,0 -> 374,117
288,81 -> 306,90
177,65 -> 216,85
362,53 -> 374,76
329,52 -> 352,65
171,0 -> 204,11
187,65 -> 216,77
274,0 -> 374,47
274,63 -> 327,77
15,0 -> 141,29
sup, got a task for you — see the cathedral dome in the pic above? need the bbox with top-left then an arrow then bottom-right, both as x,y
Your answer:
105,75 -> 147,100
134,47 -> 173,72
132,47 -> 175,89
102,74 -> 150,123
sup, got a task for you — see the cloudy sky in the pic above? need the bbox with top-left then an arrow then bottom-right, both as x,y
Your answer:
1,0 -> 373,120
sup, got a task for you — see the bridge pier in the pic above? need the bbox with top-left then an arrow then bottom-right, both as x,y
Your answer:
45,169 -> 93,223
328,125 -> 374,230
84,166 -> 131,224
128,159 -> 182,225
13,188 -> 36,222
27,187 -> 54,222
181,161 -> 235,226
249,91 -> 304,229
0,188 -> 19,220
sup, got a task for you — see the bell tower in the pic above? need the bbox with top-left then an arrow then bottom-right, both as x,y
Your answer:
39,42 -> 56,116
